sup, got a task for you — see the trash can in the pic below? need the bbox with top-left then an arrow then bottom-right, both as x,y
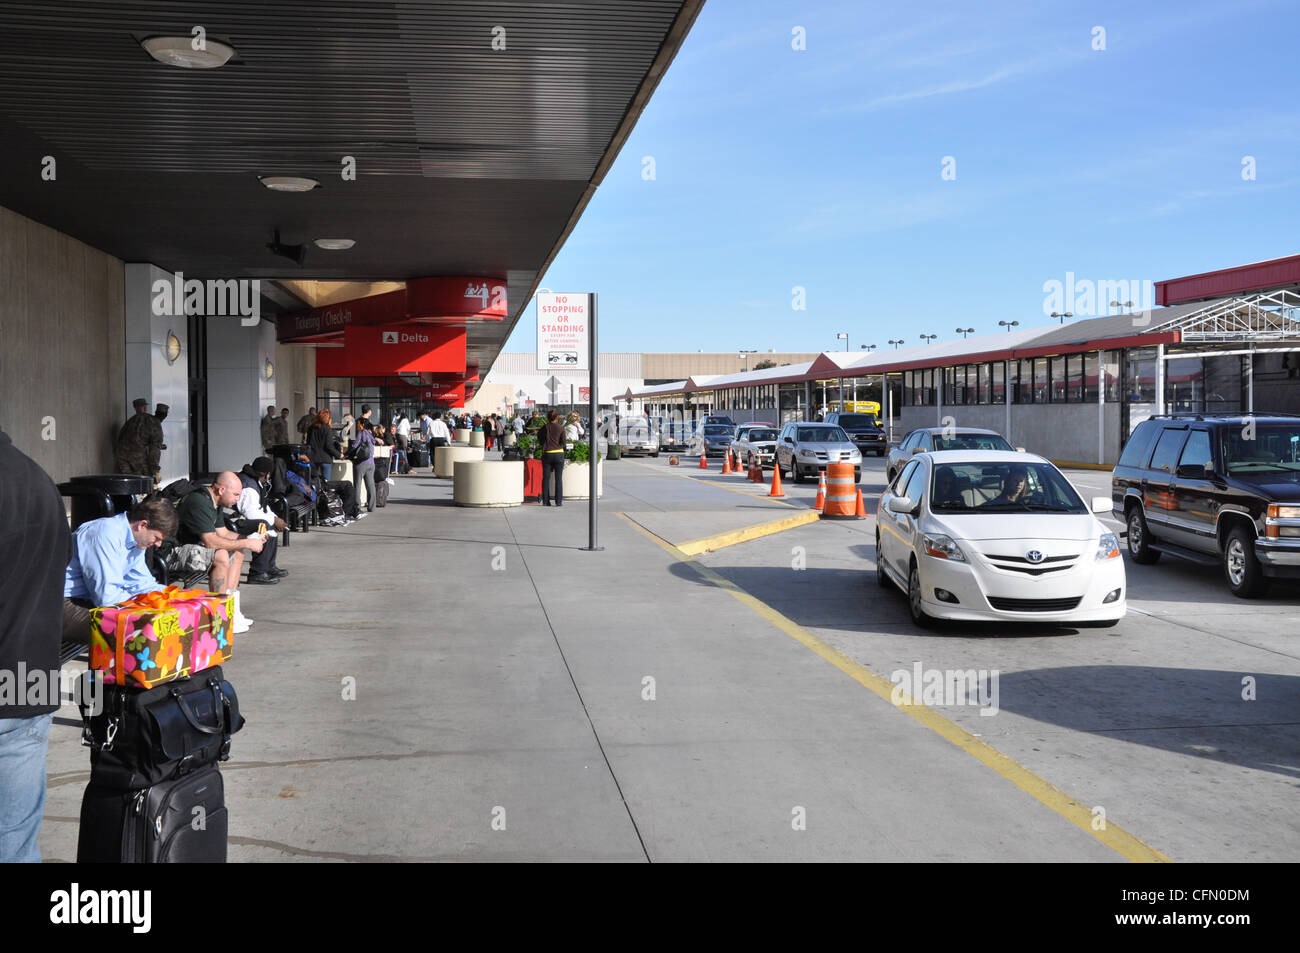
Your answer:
65,473 -> 152,529
608,443 -> 622,460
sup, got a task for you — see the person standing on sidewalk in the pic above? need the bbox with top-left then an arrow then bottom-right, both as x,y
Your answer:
0,426 -> 72,862
540,410 -> 566,507
261,405 -> 280,451
351,419 -> 377,517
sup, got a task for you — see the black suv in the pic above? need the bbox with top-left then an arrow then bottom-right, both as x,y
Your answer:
1111,414 -> 1300,597
823,412 -> 887,457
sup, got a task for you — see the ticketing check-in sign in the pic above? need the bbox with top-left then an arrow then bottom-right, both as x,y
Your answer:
536,293 -> 589,371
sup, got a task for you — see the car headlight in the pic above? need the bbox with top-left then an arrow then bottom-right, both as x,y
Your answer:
1268,504 -> 1300,519
1097,532 -> 1120,560
922,533 -> 966,561
799,449 -> 817,457
849,451 -> 861,461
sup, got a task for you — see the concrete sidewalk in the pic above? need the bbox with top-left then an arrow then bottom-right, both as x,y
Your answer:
40,457 -> 1124,862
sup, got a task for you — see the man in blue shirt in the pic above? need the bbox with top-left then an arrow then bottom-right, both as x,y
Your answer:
61,499 -> 177,643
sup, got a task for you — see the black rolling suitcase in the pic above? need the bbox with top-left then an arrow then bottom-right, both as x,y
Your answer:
408,446 -> 429,469
79,769 -> 228,863
375,481 -> 390,507
77,666 -> 244,863
373,456 -> 391,481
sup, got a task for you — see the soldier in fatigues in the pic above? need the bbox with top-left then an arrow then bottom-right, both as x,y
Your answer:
114,398 -> 165,481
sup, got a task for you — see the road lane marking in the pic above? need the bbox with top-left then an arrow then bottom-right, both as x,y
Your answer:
620,512 -> 1172,864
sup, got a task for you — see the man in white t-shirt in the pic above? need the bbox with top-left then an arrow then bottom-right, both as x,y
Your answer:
430,415 -> 450,447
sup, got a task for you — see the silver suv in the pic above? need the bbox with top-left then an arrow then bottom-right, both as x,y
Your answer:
775,422 -> 861,483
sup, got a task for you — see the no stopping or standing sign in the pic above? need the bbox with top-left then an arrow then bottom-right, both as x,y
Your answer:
536,293 -> 590,371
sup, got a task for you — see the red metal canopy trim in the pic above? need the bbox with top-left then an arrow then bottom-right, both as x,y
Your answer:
1156,254 -> 1300,306
277,277 -> 507,342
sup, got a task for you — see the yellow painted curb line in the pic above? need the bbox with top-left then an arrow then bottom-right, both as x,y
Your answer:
1053,460 -> 1113,471
620,513 -> 1171,864
676,509 -> 822,556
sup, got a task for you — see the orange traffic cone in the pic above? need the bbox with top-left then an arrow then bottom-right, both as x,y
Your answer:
698,451 -> 709,469
854,487 -> 867,518
813,472 -> 826,511
751,460 -> 762,483
721,451 -> 732,475
768,464 -> 786,498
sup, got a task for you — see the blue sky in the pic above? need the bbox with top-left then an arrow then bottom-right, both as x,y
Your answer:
503,0 -> 1300,355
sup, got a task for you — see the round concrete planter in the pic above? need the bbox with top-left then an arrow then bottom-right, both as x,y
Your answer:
453,460 -> 523,507
434,445 -> 484,478
454,428 -> 472,444
560,461 -> 603,499
468,430 -> 485,448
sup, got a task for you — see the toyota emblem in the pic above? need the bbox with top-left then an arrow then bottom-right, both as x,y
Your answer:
1026,550 -> 1044,563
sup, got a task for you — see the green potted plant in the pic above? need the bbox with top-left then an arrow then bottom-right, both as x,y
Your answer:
517,432 -> 541,460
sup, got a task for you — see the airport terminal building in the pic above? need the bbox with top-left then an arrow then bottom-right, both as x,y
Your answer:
628,256 -> 1300,466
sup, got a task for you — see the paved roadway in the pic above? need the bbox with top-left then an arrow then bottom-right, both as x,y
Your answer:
39,452 -> 1300,862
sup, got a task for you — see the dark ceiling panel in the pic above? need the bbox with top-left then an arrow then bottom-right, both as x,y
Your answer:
0,0 -> 701,374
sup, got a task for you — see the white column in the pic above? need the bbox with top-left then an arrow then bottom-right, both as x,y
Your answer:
124,264 -> 190,485
207,315 -> 277,472
1004,360 -> 1012,442
1246,352 -> 1254,413
1155,343 -> 1166,415
1097,349 -> 1105,465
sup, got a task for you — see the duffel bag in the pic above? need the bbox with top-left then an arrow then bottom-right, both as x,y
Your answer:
79,665 -> 244,791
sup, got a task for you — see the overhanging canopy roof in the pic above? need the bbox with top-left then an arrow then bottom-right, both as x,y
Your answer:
0,0 -> 703,376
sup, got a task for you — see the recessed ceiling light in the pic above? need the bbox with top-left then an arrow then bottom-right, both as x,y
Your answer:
314,239 -> 356,250
141,36 -> 235,69
258,175 -> 320,193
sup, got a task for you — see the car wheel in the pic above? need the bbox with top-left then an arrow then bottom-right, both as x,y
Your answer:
854,468 -> 861,483
907,561 -> 934,628
1126,508 -> 1160,564
876,532 -> 891,588
652,450 -> 660,457
1224,525 -> 1270,598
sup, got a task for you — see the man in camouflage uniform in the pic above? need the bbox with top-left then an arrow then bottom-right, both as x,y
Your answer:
114,398 -> 164,481
261,405 -> 280,451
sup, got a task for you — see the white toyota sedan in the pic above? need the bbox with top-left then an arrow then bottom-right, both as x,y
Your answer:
875,450 -> 1125,628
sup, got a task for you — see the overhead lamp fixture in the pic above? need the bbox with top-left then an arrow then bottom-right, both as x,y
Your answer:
258,175 -> 320,193
266,228 -> 307,266
314,238 -> 355,250
164,330 -> 182,364
141,35 -> 236,69
264,358 -> 275,380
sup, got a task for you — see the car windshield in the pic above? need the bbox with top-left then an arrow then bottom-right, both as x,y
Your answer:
747,429 -> 778,441
837,414 -> 879,429
931,433 -> 1013,452
929,462 -> 1086,513
703,425 -> 732,435
1221,425 -> 1300,473
797,427 -> 847,442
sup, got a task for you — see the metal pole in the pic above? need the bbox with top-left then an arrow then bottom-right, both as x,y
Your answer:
584,293 -> 603,551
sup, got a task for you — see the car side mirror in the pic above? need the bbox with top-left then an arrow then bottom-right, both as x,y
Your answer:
887,495 -> 914,513
1091,496 -> 1111,514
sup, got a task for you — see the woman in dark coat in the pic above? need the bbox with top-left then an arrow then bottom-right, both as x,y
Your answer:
540,410 -> 566,506
306,408 -> 342,482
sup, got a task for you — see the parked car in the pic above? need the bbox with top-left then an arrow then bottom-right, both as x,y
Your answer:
824,412 -> 887,457
688,423 -> 736,457
886,427 -> 1017,483
1112,413 -> 1300,597
775,422 -> 861,483
703,414 -> 736,427
730,426 -> 780,468
877,450 -> 1124,628
619,417 -> 660,456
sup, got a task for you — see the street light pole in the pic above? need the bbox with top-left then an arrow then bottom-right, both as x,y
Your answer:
955,327 -> 974,339
889,339 -> 905,349
999,320 -> 1019,333
920,333 -> 937,344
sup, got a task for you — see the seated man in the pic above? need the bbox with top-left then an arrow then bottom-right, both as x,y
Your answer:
62,498 -> 176,644
168,472 -> 265,633
235,457 -> 290,584
931,467 -> 965,508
